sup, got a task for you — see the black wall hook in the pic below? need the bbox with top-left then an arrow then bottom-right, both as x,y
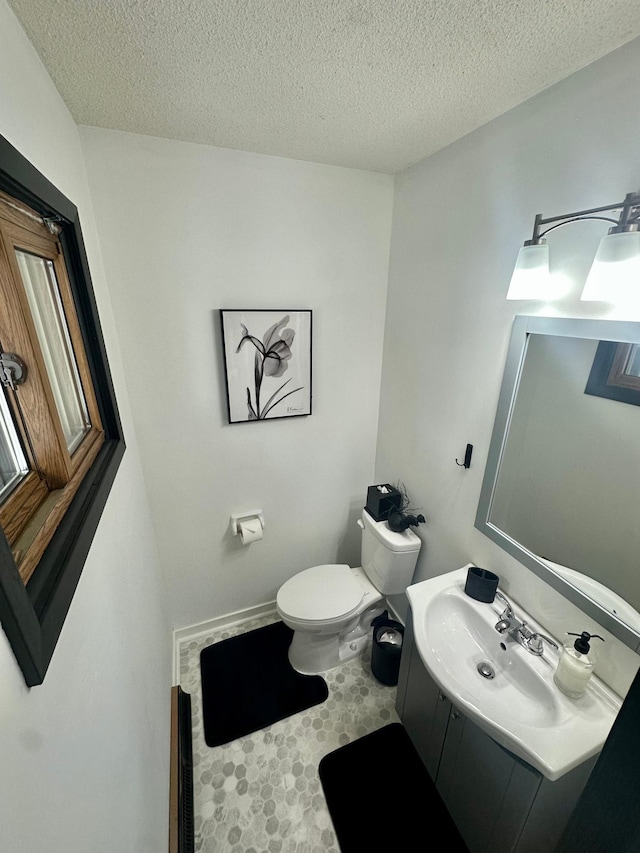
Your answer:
456,443 -> 473,469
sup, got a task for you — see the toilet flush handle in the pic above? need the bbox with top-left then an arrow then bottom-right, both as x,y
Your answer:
357,519 -> 364,530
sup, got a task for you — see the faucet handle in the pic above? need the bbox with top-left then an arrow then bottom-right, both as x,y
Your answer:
528,632 -> 559,656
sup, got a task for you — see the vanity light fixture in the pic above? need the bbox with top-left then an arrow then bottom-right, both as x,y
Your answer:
507,190 -> 640,302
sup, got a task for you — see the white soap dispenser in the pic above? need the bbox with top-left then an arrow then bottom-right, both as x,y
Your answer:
553,631 -> 604,699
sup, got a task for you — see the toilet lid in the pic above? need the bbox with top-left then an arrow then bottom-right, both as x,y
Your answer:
277,564 -> 365,622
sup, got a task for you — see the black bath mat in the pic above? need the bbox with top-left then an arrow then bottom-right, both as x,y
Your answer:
200,620 -> 328,747
319,723 -> 468,852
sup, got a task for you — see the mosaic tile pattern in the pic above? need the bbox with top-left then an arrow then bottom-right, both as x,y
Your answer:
179,613 -> 401,852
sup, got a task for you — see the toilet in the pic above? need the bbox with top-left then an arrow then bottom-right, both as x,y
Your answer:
276,509 -> 422,674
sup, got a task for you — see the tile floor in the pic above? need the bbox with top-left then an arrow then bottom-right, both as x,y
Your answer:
179,613 -> 401,853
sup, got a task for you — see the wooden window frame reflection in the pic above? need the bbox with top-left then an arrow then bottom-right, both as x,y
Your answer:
585,341 -> 640,406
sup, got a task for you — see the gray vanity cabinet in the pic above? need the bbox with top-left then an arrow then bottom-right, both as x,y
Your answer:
395,614 -> 450,780
396,613 -> 595,853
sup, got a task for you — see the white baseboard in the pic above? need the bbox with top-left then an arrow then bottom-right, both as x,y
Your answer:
171,596 -> 405,684
172,600 -> 277,685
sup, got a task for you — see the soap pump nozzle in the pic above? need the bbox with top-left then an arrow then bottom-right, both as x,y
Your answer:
567,631 -> 604,654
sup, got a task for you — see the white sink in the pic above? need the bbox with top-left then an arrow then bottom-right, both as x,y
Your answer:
407,565 -> 621,781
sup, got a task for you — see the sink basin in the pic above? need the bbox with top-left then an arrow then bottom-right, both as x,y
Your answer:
407,565 -> 621,781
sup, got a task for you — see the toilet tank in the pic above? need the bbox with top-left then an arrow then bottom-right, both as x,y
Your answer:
360,509 -> 421,595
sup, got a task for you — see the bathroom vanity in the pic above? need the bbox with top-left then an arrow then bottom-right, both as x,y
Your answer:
394,567 -> 621,853
396,617 -> 595,852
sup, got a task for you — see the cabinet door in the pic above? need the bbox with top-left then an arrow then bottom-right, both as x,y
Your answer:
437,710 -> 537,853
516,755 -> 595,853
396,615 -> 451,781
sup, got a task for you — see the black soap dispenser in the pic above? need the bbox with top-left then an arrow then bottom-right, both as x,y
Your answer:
553,631 -> 604,699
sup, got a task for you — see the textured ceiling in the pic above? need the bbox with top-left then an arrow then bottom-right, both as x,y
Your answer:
8,0 -> 640,173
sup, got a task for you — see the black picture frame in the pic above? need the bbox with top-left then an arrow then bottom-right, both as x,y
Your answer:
0,133 -> 125,686
220,310 -> 312,423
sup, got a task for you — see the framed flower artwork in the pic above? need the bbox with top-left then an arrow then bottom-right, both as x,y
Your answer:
220,310 -> 312,423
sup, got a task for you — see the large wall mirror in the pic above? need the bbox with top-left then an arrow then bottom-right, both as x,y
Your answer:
476,315 -> 640,653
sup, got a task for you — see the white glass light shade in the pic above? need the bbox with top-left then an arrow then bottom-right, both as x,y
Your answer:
506,243 -> 551,300
581,230 -> 640,303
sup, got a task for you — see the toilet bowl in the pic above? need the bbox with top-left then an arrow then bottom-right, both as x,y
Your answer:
277,564 -> 386,673
276,510 -> 422,674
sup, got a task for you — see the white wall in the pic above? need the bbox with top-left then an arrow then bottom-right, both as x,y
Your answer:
79,127 -> 394,630
377,37 -> 640,698
0,3 -> 171,851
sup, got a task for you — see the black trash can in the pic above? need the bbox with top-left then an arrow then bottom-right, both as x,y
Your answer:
371,611 -> 404,686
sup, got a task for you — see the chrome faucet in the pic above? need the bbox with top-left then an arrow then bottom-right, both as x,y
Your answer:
494,590 -> 513,619
494,590 -> 558,656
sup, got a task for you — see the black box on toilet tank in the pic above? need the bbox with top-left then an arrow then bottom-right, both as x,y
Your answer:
365,484 -> 402,522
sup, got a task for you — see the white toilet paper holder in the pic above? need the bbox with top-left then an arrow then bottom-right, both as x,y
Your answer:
230,510 -> 265,536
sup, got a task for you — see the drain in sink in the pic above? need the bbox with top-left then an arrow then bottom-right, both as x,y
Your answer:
477,661 -> 495,679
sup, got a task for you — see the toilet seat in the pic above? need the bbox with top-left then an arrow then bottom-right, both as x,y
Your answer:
277,564 -> 365,623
